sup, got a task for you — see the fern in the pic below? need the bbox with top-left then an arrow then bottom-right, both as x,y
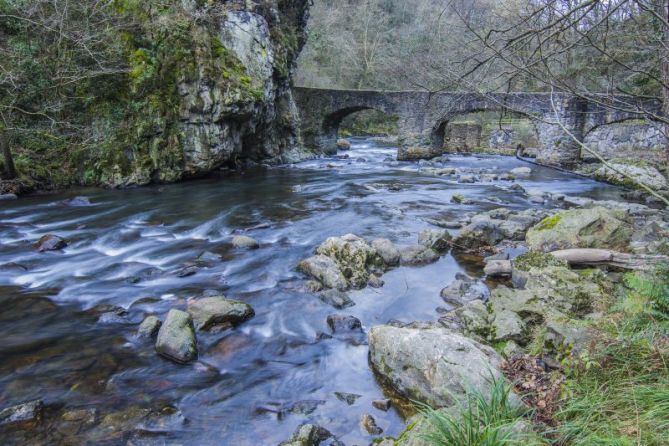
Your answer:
625,266 -> 669,321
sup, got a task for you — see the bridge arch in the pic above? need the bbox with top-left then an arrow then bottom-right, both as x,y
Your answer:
293,87 -> 662,166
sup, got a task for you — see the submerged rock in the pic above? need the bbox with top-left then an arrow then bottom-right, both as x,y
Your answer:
326,314 -> 362,333
368,324 -> 505,408
526,207 -> 633,252
34,234 -> 67,252
187,296 -> 254,331
334,392 -> 361,405
279,423 -> 333,446
361,413 -> 383,435
317,289 -> 355,309
63,196 -> 92,206
298,255 -> 348,290
0,400 -> 43,428
155,309 -> 197,364
509,166 -> 532,176
231,235 -> 260,249
440,273 -> 486,306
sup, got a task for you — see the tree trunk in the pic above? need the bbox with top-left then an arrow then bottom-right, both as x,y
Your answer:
661,0 -> 669,169
1,130 -> 17,180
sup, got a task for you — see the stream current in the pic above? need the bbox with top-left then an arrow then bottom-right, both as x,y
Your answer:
0,138 -> 627,445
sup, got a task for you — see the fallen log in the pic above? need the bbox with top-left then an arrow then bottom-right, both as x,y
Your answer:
549,249 -> 669,271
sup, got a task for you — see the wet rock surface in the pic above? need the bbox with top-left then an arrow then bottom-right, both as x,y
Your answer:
155,309 -> 198,364
187,296 -> 255,331
34,234 -> 68,252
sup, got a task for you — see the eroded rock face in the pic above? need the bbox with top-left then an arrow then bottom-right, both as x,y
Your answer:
100,1 -> 311,187
155,310 -> 198,364
368,324 -> 504,408
526,207 -> 634,252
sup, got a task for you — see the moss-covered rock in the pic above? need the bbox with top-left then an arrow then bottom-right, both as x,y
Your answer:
526,207 -> 634,252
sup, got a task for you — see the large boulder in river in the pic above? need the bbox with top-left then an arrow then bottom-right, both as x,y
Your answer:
526,207 -> 633,252
336,138 -> 352,150
315,234 -> 382,288
155,309 -> 197,364
34,234 -> 67,252
594,162 -> 668,191
368,324 -> 505,408
298,255 -> 348,290
187,296 -> 254,331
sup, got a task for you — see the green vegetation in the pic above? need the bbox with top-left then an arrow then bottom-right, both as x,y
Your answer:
339,110 -> 398,137
533,215 -> 562,232
513,251 -> 568,271
548,267 -> 669,446
0,0 -> 290,191
419,376 -> 541,446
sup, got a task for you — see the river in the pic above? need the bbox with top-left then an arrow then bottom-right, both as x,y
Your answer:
0,138 -> 627,445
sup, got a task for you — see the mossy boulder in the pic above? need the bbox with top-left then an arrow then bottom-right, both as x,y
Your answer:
315,234 -> 382,288
526,207 -> 633,252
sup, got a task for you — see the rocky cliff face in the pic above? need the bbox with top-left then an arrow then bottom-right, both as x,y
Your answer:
97,0 -> 311,187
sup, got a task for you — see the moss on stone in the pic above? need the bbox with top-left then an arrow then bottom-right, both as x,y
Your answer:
533,214 -> 562,231
513,251 -> 568,272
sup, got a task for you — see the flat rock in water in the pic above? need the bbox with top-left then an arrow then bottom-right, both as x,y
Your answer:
0,193 -> 18,201
155,309 -> 197,364
510,166 -> 532,176
34,234 -> 67,252
63,196 -> 91,206
440,273 -> 486,306
0,400 -> 43,428
231,235 -> 259,249
187,296 -> 254,331
361,413 -> 383,435
334,392 -> 361,405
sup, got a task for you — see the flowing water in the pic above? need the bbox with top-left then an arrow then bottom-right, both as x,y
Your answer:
0,138 -> 626,445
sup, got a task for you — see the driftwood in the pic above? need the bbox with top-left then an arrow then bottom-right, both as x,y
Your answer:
549,249 -> 669,271
484,260 -> 512,277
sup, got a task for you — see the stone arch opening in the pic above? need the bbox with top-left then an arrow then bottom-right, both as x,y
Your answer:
320,106 -> 397,153
431,110 -> 540,155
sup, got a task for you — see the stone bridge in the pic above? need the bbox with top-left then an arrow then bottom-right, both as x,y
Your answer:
293,87 -> 661,166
